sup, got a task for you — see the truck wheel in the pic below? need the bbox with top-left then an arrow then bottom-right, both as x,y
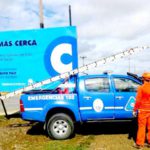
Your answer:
47,113 -> 74,140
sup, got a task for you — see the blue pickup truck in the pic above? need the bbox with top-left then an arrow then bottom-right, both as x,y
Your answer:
20,73 -> 141,140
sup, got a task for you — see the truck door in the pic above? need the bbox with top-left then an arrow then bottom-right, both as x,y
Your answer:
112,76 -> 140,119
78,76 -> 115,121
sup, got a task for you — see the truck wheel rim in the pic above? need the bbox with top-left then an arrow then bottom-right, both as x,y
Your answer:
53,120 -> 69,136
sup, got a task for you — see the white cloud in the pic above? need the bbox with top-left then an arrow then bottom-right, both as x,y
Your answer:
0,0 -> 150,75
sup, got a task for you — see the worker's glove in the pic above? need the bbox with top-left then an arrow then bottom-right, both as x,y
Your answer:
132,111 -> 137,117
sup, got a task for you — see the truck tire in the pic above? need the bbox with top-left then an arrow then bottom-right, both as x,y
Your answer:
46,113 -> 74,140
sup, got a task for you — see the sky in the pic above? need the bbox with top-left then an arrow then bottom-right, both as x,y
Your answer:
0,0 -> 150,75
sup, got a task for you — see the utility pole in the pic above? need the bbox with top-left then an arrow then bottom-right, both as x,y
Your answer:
128,55 -> 130,72
69,5 -> 72,26
80,56 -> 87,66
39,0 -> 44,28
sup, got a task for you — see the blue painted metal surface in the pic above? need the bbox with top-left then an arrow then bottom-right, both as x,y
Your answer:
21,74 -> 141,122
0,26 -> 78,92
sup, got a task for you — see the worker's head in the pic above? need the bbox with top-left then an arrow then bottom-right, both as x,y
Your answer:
142,72 -> 150,82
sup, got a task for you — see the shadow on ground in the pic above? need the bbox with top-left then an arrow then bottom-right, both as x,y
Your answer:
3,111 -> 21,119
27,122 -> 46,136
26,119 -> 138,141
6,112 -> 34,128
75,119 -> 138,141
5,112 -> 138,141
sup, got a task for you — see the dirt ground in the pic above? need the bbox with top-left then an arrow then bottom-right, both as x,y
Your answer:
0,114 -> 149,150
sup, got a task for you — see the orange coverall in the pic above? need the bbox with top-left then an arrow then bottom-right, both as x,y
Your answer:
133,82 -> 150,146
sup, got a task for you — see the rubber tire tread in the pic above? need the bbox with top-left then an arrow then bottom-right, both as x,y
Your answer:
46,113 -> 74,140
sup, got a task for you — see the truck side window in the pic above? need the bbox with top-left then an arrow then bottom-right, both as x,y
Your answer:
114,78 -> 140,92
85,78 -> 110,92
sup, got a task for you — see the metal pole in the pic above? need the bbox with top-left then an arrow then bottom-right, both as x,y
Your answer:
80,56 -> 87,66
128,55 -> 130,72
39,0 -> 44,28
0,98 -> 8,119
69,5 -> 72,26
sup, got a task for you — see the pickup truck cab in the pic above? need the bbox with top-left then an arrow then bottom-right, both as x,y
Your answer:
20,73 -> 141,140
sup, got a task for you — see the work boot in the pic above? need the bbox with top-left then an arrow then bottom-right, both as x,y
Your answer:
147,143 -> 150,148
144,143 -> 150,148
133,144 -> 143,149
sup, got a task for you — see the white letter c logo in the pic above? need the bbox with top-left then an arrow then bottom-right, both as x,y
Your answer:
51,43 -> 72,74
44,36 -> 77,76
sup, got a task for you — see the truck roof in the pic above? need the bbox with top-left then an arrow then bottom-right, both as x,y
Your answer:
78,73 -> 142,83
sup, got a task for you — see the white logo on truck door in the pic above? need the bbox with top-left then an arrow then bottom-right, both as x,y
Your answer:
93,99 -> 104,112
125,96 -> 135,111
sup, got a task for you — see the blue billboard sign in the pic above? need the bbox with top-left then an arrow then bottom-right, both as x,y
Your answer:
0,26 -> 78,92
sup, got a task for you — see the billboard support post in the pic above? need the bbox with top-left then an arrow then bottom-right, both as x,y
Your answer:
69,5 -> 72,26
0,97 -> 8,119
39,0 -> 44,28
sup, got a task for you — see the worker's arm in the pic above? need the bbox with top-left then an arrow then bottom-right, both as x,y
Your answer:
133,86 -> 142,117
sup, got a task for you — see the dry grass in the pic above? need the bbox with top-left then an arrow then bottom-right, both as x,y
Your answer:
0,114 -> 150,150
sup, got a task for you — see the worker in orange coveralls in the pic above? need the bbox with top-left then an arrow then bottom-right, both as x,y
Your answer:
133,72 -> 150,149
